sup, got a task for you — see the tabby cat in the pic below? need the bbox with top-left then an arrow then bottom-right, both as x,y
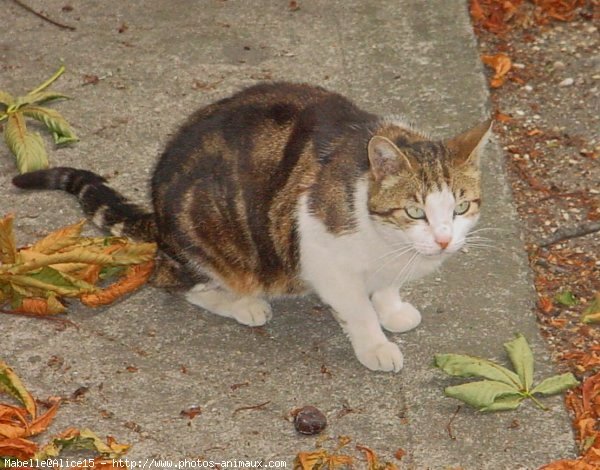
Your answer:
13,82 -> 491,372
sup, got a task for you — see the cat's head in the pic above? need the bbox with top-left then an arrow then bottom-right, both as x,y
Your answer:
367,119 -> 492,256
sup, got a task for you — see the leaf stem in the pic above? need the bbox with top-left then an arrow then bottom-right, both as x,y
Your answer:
0,113 -> 7,123
28,66 -> 66,96
527,393 -> 549,411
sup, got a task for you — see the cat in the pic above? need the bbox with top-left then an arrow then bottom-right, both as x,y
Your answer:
12,82 -> 491,372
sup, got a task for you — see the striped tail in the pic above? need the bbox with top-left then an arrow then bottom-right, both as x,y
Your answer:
12,167 -> 157,242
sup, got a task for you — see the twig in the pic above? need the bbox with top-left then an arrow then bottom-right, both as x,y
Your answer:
446,405 -> 461,440
11,0 -> 76,31
538,221 -> 600,248
232,400 -> 271,416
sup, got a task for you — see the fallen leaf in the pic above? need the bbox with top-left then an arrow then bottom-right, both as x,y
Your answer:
294,449 -> 353,470
0,437 -> 38,459
0,360 -> 37,418
435,334 -> 579,411
582,293 -> 600,324
539,296 -> 554,314
357,444 -> 399,470
481,53 -> 512,88
556,290 -> 578,307
80,261 -> 154,307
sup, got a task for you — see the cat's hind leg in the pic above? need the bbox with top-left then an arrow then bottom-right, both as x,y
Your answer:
371,286 -> 421,333
185,283 -> 272,327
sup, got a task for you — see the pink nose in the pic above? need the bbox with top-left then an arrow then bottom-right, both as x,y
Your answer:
436,238 -> 450,250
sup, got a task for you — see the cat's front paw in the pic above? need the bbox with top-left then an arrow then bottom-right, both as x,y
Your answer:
372,293 -> 422,333
230,297 -> 273,327
354,341 -> 404,372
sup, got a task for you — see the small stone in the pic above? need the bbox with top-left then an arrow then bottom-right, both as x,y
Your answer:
559,78 -> 574,87
553,61 -> 566,70
293,406 -> 327,435
524,84 -> 534,92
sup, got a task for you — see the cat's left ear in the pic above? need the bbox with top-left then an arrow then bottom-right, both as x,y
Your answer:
445,118 -> 492,168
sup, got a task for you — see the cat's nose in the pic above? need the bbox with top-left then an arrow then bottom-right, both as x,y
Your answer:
435,236 -> 451,250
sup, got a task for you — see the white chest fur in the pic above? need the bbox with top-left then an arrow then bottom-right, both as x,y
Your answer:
297,182 -> 445,295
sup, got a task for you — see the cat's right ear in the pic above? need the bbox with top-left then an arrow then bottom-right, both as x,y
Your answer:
368,136 -> 415,181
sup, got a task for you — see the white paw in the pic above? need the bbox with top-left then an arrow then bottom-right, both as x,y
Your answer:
373,296 -> 422,333
230,297 -> 273,327
355,341 -> 404,372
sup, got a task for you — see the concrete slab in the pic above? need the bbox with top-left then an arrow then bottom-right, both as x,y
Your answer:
1,1 -> 575,468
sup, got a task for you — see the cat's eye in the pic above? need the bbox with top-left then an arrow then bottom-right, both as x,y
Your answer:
454,201 -> 471,216
405,206 -> 426,220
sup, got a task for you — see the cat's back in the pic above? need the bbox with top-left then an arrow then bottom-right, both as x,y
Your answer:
150,82 -> 374,294
153,82 -> 373,179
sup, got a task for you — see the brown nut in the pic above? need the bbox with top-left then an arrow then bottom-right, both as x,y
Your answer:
293,405 -> 327,435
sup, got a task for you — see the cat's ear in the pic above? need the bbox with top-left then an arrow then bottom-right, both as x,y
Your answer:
445,119 -> 492,168
368,136 -> 415,181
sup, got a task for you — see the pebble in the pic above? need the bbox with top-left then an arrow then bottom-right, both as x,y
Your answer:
553,61 -> 566,70
559,77 -> 574,87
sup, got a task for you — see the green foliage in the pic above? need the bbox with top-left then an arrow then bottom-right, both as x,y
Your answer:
555,290 -> 578,306
435,333 -> 579,412
0,66 -> 78,174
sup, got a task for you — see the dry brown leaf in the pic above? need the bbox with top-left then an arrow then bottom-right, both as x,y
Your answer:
481,53 -> 512,88
80,260 -> 154,307
12,296 -> 66,315
294,449 -> 353,470
0,214 -> 17,264
357,445 -> 399,470
0,437 -> 38,460
27,399 -> 60,437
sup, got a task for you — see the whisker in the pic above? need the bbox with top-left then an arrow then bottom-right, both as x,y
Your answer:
469,227 -> 510,233
374,245 -> 415,262
392,252 -> 419,287
372,246 -> 416,277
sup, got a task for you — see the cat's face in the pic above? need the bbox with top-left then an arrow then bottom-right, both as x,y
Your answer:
367,120 -> 490,257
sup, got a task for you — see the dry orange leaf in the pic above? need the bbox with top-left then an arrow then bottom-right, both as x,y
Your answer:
0,437 -> 38,460
481,53 -> 512,88
356,445 -> 399,470
495,111 -> 513,123
294,449 -> 353,470
539,296 -> 554,314
13,296 -> 66,316
80,260 -> 154,307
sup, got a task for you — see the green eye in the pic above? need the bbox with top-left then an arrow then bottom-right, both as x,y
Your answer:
405,206 -> 426,220
454,201 -> 470,216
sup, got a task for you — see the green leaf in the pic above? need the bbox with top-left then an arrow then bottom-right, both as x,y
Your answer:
480,394 -> 525,412
8,267 -> 94,297
34,428 -> 129,460
0,90 -> 14,107
503,334 -> 534,392
99,265 -> 127,280
444,380 -> 521,409
4,112 -> 49,173
531,372 -> 579,396
22,105 -> 78,144
555,290 -> 577,306
434,353 -> 521,387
